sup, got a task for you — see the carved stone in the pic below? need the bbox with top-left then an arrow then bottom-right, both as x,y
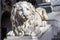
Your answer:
7,1 -> 49,39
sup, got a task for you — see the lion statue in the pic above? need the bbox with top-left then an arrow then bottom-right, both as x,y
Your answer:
7,1 -> 48,39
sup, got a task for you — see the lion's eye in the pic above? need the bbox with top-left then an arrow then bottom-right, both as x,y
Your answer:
27,8 -> 29,10
17,9 -> 20,11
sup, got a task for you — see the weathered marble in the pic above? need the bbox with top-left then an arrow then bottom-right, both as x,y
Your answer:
7,1 -> 49,40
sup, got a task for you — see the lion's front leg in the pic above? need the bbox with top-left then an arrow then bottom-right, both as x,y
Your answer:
7,21 -> 19,36
11,16 -> 19,36
12,24 -> 18,36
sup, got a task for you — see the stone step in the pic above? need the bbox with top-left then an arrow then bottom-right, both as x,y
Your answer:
52,31 -> 60,40
4,36 -> 32,40
54,35 -> 60,38
52,37 -> 60,40
57,32 -> 60,35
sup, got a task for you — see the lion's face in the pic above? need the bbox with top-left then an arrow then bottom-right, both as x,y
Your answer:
15,2 -> 33,19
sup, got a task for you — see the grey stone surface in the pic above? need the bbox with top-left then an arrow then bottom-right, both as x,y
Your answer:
53,6 -> 60,12
4,36 -> 32,40
4,25 -> 51,40
50,0 -> 60,12
51,0 -> 60,5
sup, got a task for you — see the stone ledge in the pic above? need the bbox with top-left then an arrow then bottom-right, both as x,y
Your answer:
4,36 -> 32,40
4,25 -> 51,40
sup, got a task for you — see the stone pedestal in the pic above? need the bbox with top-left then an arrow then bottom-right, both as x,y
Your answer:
4,25 -> 51,40
4,36 -> 32,40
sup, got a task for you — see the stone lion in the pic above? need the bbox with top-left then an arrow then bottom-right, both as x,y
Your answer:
7,1 -> 48,38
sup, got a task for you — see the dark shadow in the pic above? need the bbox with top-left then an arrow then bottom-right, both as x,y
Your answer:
1,11 -> 12,40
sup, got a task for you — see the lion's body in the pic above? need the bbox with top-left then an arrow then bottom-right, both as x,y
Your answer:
7,1 -> 48,38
